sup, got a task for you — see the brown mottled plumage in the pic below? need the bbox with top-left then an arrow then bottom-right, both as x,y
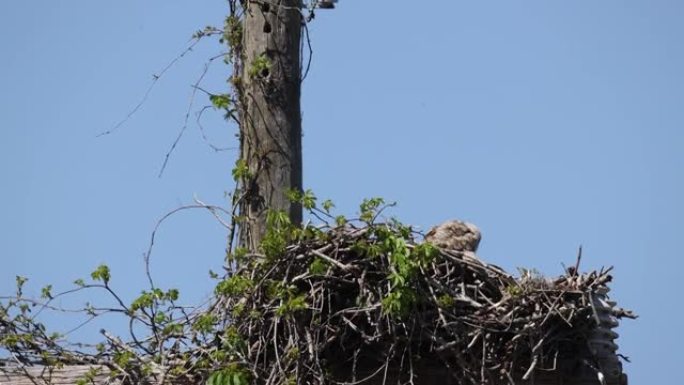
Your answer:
424,220 -> 481,252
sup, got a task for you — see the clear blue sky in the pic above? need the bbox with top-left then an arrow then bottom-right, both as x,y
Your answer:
1,1 -> 682,383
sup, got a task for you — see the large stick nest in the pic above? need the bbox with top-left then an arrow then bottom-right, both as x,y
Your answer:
213,222 -> 635,385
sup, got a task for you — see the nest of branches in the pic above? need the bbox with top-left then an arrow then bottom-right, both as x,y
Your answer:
210,219 -> 635,385
1,205 -> 635,385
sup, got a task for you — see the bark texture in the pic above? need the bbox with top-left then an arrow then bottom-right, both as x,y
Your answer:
238,0 -> 303,251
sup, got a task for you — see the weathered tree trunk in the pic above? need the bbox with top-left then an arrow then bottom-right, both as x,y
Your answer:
238,0 -> 303,251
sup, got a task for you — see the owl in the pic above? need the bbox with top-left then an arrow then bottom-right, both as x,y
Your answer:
424,220 -> 481,252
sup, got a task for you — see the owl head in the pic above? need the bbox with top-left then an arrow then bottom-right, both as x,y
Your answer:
424,220 -> 481,252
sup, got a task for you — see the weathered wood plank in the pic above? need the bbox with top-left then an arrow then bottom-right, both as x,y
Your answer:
1,364 -> 627,385
1,365 -> 113,385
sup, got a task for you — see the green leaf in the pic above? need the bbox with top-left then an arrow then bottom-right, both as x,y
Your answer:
192,313 -> 217,334
130,291 -> 155,312
308,258 -> 328,275
90,264 -> 111,285
285,188 -> 302,203
166,288 -> 179,301
231,159 -> 250,181
232,372 -> 244,385
322,199 -> 335,213
359,197 -> 386,223
382,287 -> 416,318
335,215 -> 347,226
154,311 -> 167,324
437,294 -> 455,308
40,285 -> 53,300
210,94 -> 231,110
208,368 -> 244,385
113,351 -> 134,368
412,242 -> 439,266
206,371 -> 219,385
15,276 -> 27,291
162,323 -> 184,336
276,294 -> 308,316
301,189 -> 317,210
248,53 -> 272,79
215,275 -> 253,297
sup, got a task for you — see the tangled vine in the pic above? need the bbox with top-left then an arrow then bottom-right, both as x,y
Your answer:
1,193 -> 635,385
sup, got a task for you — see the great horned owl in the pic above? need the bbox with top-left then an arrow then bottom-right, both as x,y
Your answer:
424,220 -> 481,252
